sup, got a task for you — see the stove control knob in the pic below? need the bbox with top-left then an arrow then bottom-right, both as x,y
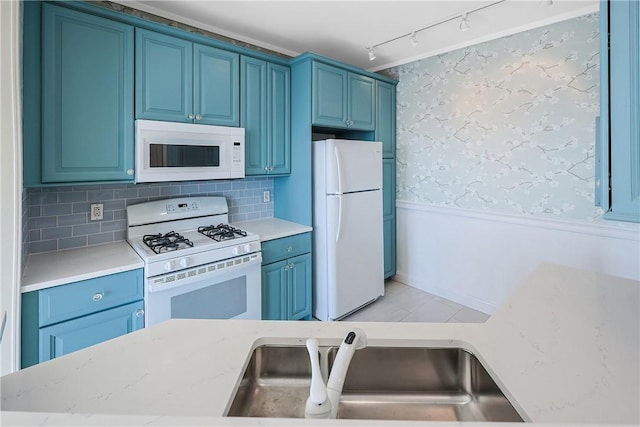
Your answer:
243,244 -> 252,253
232,246 -> 240,256
164,261 -> 173,272
179,258 -> 188,268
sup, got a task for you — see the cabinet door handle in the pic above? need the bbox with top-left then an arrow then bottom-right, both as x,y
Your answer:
264,166 -> 269,171
135,309 -> 145,318
92,292 -> 104,302
195,114 -> 202,121
286,246 -> 293,252
126,169 -> 134,176
188,113 -> 195,120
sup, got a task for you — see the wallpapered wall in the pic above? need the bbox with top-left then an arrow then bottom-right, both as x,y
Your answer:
385,14 -> 602,221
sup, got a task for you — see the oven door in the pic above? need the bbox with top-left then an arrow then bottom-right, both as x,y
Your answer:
144,253 -> 261,327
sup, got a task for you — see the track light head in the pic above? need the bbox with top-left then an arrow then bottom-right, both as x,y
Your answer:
368,47 -> 376,61
459,13 -> 471,31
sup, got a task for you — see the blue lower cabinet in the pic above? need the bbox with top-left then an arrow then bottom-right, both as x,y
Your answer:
261,233 -> 312,320
21,269 -> 144,368
39,301 -> 144,363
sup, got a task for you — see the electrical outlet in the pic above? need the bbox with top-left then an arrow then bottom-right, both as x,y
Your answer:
90,203 -> 104,221
263,190 -> 271,203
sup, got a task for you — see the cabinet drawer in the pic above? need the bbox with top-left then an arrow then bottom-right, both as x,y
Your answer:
39,269 -> 143,327
261,233 -> 311,264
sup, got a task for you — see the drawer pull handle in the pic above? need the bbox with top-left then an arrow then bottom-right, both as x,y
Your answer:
286,246 -> 293,252
92,292 -> 104,302
135,309 -> 145,318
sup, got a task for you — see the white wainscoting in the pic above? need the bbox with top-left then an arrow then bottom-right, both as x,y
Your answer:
395,201 -> 640,314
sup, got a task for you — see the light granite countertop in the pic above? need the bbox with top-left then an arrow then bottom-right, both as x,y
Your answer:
21,242 -> 144,293
2,263 -> 638,426
233,217 -> 312,241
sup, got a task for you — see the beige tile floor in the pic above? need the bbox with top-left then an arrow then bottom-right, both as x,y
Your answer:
340,279 -> 490,323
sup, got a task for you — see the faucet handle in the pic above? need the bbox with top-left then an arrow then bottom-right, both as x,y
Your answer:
306,338 -> 328,405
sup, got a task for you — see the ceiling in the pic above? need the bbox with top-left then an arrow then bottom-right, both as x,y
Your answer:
117,0 -> 598,72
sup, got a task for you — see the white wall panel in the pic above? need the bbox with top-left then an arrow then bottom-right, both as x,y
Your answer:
395,201 -> 640,314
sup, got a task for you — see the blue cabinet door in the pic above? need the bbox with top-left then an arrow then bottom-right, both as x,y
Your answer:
242,57 -> 269,175
383,158 -> 396,278
348,73 -> 375,131
268,63 -> 291,175
312,62 -> 348,128
135,29 -> 193,123
261,260 -> 286,320
376,81 -> 396,159
603,0 -> 640,222
41,4 -> 134,183
194,44 -> 239,126
38,301 -> 144,363
286,253 -> 312,320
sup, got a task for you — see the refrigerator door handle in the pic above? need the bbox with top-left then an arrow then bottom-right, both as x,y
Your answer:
334,146 -> 343,194
336,196 -> 343,243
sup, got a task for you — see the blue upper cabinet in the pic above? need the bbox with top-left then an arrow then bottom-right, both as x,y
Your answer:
41,4 -> 134,183
312,62 -> 375,130
136,29 -> 239,126
194,44 -> 240,126
600,0 -> 640,222
241,57 -> 290,175
376,81 -> 396,159
136,29 -> 193,123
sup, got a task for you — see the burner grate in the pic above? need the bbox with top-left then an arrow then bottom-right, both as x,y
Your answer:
142,231 -> 194,254
198,224 -> 248,242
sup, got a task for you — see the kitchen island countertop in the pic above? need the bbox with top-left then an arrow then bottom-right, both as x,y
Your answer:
2,263 -> 638,426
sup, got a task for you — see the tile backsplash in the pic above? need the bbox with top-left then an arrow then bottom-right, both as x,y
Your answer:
25,178 -> 273,254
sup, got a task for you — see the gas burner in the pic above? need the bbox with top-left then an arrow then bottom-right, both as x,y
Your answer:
142,231 -> 194,254
198,224 -> 248,242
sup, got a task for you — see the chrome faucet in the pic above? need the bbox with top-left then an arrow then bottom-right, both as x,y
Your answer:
305,328 -> 367,419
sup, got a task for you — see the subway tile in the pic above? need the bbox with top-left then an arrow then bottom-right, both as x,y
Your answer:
125,197 -> 149,207
28,229 -> 41,242
73,223 -> 101,236
198,183 -> 216,193
101,219 -> 126,232
58,191 -> 88,203
216,182 -> 232,191
29,216 -> 57,229
113,210 -> 127,220
160,186 -> 181,196
58,236 -> 87,250
88,189 -> 114,201
180,184 -> 198,194
75,184 -> 101,191
88,232 -> 115,245
113,230 -> 127,241
245,211 -> 261,221
137,186 -> 160,197
103,200 -> 126,210
42,186 -> 71,193
42,226 -> 72,240
28,192 -> 57,205
57,213 -> 86,227
30,240 -> 58,253
28,206 -> 41,217
73,202 -> 91,214
43,203 -> 72,216
114,188 -> 138,199
100,211 -> 114,221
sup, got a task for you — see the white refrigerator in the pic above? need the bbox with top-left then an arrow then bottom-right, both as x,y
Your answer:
312,139 -> 384,321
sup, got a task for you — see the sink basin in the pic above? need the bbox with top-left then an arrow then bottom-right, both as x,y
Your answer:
226,344 -> 524,422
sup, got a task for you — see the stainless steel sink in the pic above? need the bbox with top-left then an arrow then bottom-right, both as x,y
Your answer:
226,345 -> 524,422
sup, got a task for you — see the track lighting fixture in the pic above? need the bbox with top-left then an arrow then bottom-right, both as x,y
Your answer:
409,32 -> 418,47
459,13 -> 471,31
365,0 -> 505,61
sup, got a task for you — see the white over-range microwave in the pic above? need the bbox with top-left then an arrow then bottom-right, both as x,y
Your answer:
134,119 -> 245,183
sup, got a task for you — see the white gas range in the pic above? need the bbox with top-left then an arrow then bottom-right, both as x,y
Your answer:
126,196 -> 262,326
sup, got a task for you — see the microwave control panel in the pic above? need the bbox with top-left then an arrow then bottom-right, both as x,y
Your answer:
233,142 -> 242,166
